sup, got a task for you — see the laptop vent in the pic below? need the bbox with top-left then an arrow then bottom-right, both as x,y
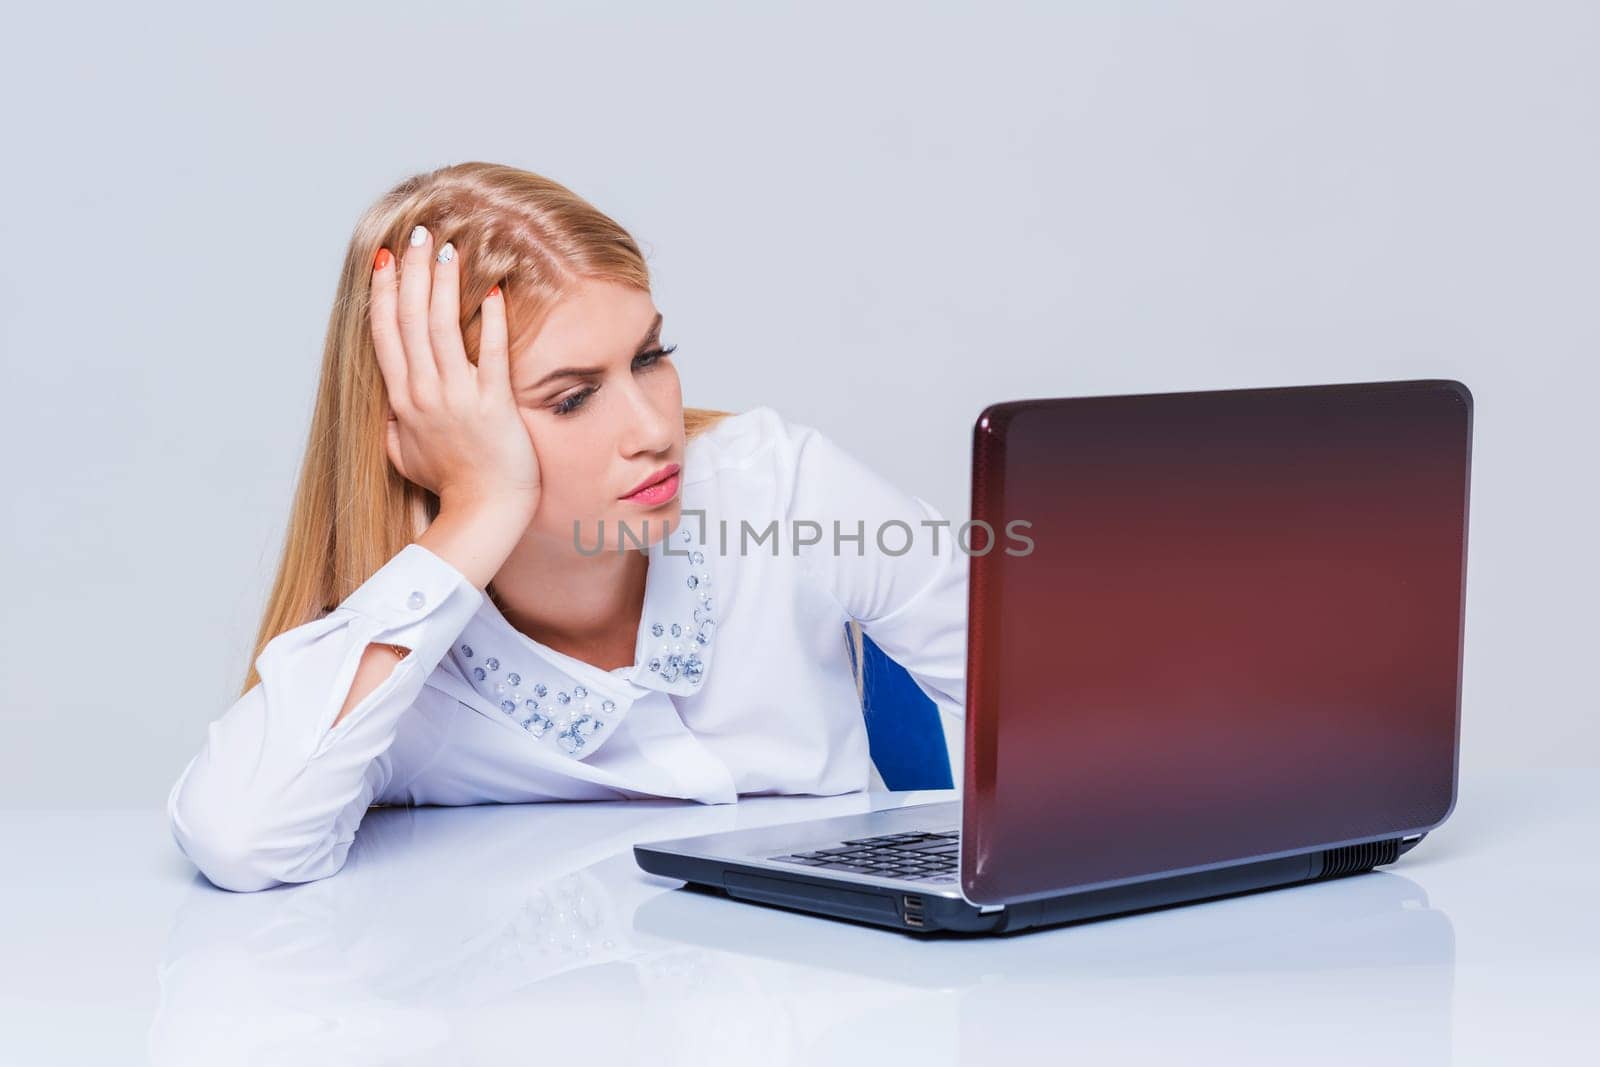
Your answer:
1315,839 -> 1402,880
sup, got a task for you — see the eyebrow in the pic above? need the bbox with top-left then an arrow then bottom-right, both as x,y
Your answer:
519,312 -> 664,394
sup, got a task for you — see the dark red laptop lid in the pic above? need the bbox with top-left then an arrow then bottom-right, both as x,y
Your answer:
962,379 -> 1471,906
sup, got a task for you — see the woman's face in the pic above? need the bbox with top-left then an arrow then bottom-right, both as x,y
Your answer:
508,278 -> 686,554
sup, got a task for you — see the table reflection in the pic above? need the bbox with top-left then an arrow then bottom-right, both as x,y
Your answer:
152,792 -> 1454,1066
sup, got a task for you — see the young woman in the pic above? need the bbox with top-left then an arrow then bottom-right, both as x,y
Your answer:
167,162 -> 968,892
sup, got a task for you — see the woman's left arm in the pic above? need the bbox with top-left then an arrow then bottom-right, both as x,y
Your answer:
782,418 -> 969,773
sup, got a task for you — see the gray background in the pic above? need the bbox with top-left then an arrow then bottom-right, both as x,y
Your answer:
2,1 -> 1594,809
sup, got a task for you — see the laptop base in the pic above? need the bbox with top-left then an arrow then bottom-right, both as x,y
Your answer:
635,835 -> 1418,935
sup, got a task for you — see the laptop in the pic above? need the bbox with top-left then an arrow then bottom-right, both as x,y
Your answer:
634,378 -> 1472,935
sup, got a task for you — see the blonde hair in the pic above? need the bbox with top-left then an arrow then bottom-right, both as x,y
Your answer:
240,161 -> 734,696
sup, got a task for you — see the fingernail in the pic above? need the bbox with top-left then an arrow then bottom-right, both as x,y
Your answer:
373,247 -> 392,271
409,225 -> 428,247
486,283 -> 500,299
436,241 -> 455,264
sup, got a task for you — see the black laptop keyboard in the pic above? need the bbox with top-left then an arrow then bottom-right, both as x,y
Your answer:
768,830 -> 961,882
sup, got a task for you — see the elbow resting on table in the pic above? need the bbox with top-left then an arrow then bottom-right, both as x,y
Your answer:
166,767 -> 351,893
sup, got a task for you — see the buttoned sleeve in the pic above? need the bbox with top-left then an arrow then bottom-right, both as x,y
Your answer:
166,543 -> 484,892
778,412 -> 969,778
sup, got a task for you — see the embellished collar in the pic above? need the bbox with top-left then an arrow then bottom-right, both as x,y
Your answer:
443,521 -> 717,759
616,520 -> 717,693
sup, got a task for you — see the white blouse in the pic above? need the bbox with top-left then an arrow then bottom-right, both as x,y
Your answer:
168,406 -> 969,892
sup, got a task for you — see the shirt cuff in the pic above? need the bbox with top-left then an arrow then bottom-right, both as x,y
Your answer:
338,543 -> 485,662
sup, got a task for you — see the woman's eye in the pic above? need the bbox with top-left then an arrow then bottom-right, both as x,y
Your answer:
634,342 -> 677,370
551,344 -> 676,417
552,388 -> 594,416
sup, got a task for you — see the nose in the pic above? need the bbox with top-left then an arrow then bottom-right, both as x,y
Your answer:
618,372 -> 676,458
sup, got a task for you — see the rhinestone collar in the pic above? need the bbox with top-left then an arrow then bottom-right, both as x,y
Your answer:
617,521 -> 716,695
444,522 -> 716,759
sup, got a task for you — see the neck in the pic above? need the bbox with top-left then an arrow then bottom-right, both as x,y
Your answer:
488,524 -> 652,668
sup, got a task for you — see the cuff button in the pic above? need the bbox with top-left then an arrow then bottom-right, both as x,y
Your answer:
406,590 -> 427,610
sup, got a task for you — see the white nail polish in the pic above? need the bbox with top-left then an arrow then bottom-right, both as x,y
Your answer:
436,242 -> 455,264
409,225 -> 428,246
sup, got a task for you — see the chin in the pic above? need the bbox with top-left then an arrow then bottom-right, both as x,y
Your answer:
609,500 -> 682,552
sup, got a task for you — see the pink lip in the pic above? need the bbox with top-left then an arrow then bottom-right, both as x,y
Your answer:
622,463 -> 680,504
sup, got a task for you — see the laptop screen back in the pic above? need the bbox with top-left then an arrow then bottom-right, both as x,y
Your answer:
963,380 -> 1471,906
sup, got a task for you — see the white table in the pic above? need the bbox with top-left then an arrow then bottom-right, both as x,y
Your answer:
1,768 -> 1593,1065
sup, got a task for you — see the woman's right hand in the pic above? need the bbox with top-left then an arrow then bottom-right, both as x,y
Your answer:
369,225 -> 541,515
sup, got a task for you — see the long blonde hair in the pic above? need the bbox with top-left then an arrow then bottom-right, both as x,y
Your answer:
240,161 -> 734,696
